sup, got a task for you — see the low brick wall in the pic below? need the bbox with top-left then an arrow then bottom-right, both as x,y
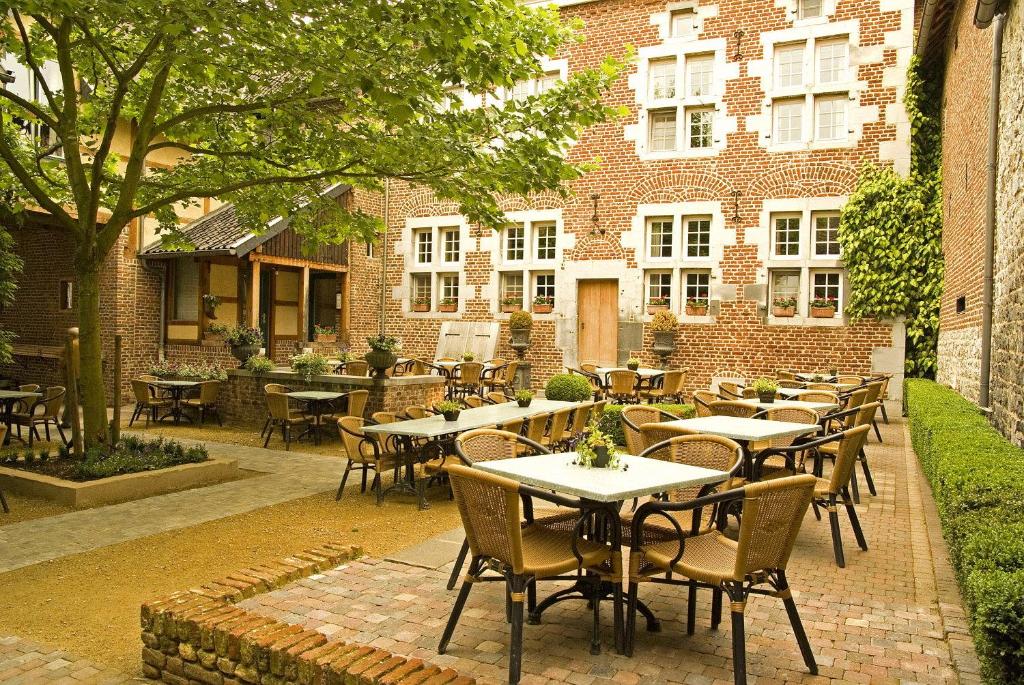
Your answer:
140,543 -> 473,685
221,370 -> 446,425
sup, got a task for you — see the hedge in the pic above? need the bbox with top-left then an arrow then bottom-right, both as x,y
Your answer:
597,403 -> 695,447
905,379 -> 1024,683
544,374 -> 594,402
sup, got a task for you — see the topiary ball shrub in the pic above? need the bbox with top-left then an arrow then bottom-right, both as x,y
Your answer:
544,374 -> 593,402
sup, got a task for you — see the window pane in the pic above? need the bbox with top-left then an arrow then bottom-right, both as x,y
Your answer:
505,224 -> 525,261
775,44 -> 804,88
800,0 -> 823,18
685,218 -> 711,257
647,272 -> 671,303
815,95 -> 846,141
534,273 -> 555,304
501,272 -> 524,303
648,217 -> 674,258
817,39 -> 847,83
814,213 -> 841,255
684,272 -> 711,302
442,228 -> 460,262
412,274 -> 431,306
649,58 -> 677,99
773,98 -> 803,143
537,71 -> 561,93
509,80 -> 531,101
416,230 -> 433,263
771,270 -> 801,305
686,108 -> 713,148
812,272 -> 841,310
774,216 -> 801,256
172,260 -> 199,320
535,223 -> 557,260
686,55 -> 713,97
648,109 -> 677,151
671,8 -> 696,37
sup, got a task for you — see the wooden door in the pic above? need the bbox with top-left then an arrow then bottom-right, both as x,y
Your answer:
577,280 -> 618,366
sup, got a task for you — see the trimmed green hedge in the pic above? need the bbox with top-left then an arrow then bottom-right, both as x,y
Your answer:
906,379 -> 1024,683
597,403 -> 695,447
545,374 -> 594,402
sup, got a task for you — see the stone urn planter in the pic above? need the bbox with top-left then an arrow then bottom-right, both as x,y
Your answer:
229,343 -> 260,367
810,306 -> 836,318
365,350 -> 398,379
652,330 -> 676,354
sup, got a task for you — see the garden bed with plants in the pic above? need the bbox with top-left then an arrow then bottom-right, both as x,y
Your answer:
0,436 -> 238,507
905,379 -> 1024,682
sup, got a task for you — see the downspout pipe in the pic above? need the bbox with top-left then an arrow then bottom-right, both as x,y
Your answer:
380,179 -> 389,336
978,11 -> 1005,410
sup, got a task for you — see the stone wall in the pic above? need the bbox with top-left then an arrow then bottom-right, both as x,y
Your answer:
220,370 -> 446,425
140,542 -> 473,685
991,0 -> 1024,446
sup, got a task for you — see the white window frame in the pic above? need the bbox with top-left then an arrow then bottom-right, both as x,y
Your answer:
646,270 -> 673,308
682,270 -> 711,306
814,94 -> 847,142
414,229 -> 434,265
670,8 -> 698,39
812,211 -> 842,258
810,269 -> 843,316
648,108 -> 678,153
493,210 -> 564,316
534,222 -> 557,262
685,107 -> 714,149
438,273 -> 460,306
773,98 -> 805,145
403,216 -> 469,315
772,213 -> 803,259
684,217 -> 712,258
533,271 -> 556,308
647,216 -> 675,260
441,227 -> 461,263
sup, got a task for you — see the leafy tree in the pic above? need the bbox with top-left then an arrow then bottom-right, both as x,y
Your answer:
839,57 -> 943,378
0,0 -> 623,446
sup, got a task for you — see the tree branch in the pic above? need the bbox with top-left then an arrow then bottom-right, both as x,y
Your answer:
0,132 -> 77,231
72,19 -> 124,80
0,88 -> 60,131
145,140 -> 312,170
12,11 -> 60,115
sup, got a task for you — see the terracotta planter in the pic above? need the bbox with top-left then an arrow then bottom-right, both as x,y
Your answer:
501,304 -> 522,313
685,305 -> 708,316
810,306 -> 837,318
647,304 -> 669,314
438,303 -> 457,313
773,306 -> 796,317
412,303 -> 430,312
315,334 -> 336,343
533,304 -> 553,314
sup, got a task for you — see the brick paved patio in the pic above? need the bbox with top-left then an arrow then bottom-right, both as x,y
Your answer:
0,637 -> 136,684
238,419 -> 980,685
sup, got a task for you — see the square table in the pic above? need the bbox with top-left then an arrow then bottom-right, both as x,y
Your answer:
287,390 -> 346,444
0,390 -> 41,445
776,387 -> 820,399
149,380 -> 200,424
746,398 -> 839,413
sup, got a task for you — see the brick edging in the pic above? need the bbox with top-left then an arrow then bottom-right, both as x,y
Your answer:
140,542 -> 474,685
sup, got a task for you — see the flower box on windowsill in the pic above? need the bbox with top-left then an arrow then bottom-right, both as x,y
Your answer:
685,305 -> 708,317
533,304 -> 553,314
773,306 -> 796,318
412,303 -> 430,313
501,304 -> 523,313
810,306 -> 837,318
314,334 -> 337,343
438,303 -> 457,313
647,304 -> 669,314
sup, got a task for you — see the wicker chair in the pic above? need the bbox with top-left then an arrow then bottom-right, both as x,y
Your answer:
260,384 -> 293,438
504,361 -> 522,393
263,392 -> 311,450
836,374 -> 864,386
640,369 -> 686,404
692,390 -> 719,417
607,369 -> 639,404
777,379 -> 805,389
571,367 -> 605,400
0,425 -> 7,512
567,402 -> 595,446
625,474 -> 819,685
340,360 -> 369,376
403,405 -> 432,419
805,382 -> 838,391
540,407 -> 574,451
718,381 -> 744,399
877,374 -> 892,424
439,464 -> 613,684
13,386 -> 66,446
344,389 -> 369,419
482,360 -> 511,394
452,362 -> 484,398
748,406 -> 820,479
798,390 -> 840,407
861,381 -> 885,441
709,400 -> 758,418
498,417 -> 525,435
463,395 -> 485,408
818,400 -> 882,500
776,370 -> 797,381
183,380 -> 222,425
130,379 -> 171,427
637,423 -> 699,454
620,406 -> 681,456
523,412 -> 548,446
487,391 -> 511,404
336,416 -> 401,504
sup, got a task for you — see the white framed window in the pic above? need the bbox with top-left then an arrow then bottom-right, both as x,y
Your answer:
535,223 -> 557,261
770,270 -> 801,305
799,0 -> 823,18
815,95 -> 846,141
509,80 -> 531,101
647,271 -> 672,306
415,230 -> 433,264
775,44 -> 805,88
773,98 -> 804,144
411,273 -> 432,309
670,8 -> 697,38
533,272 -> 555,307
648,217 -> 675,259
686,108 -> 713,149
500,272 -> 524,305
811,271 -> 842,313
816,39 -> 847,83
366,241 -> 376,259
505,223 -> 525,261
683,271 -> 711,304
684,217 -> 711,257
813,212 -> 841,256
441,227 -> 460,263
649,58 -> 677,100
537,70 -> 561,94
773,214 -> 802,257
648,109 -> 678,152
686,55 -> 714,97
439,273 -> 459,303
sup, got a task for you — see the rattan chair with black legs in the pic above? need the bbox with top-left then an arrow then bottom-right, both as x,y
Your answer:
336,416 -> 401,504
440,464 -> 613,685
0,425 -> 8,513
619,405 -> 682,455
709,400 -> 759,418
626,474 -> 819,685
692,390 -> 720,417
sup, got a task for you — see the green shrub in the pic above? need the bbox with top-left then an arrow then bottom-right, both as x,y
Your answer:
71,436 -> 208,480
544,374 -> 593,402
906,379 -> 1024,682
597,403 -> 695,447
244,355 -> 274,375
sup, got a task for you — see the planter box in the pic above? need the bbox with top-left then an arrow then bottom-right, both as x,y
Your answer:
533,304 -> 553,314
314,334 -> 337,343
773,306 -> 796,317
810,306 -> 837,318
647,304 -> 669,314
0,457 -> 239,508
438,303 -> 457,313
412,303 -> 430,312
501,304 -> 523,313
685,305 -> 708,316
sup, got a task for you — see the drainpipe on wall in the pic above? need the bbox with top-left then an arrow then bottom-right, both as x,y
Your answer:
978,11 -> 1005,410
380,178 -> 389,336
141,255 -> 168,361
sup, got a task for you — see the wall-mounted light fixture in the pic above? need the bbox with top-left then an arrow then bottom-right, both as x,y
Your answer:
731,189 -> 742,223
733,29 -> 745,61
589,193 -> 605,236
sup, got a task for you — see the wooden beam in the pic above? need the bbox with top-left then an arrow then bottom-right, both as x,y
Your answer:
249,253 -> 347,273
250,261 -> 261,328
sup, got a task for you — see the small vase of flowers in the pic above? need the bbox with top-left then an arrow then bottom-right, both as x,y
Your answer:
437,400 -> 462,422
515,389 -> 533,408
751,377 -> 779,403
574,424 -> 620,469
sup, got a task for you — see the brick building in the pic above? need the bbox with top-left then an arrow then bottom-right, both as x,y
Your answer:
919,0 -> 1024,444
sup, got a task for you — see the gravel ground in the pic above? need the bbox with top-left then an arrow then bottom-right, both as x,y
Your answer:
0,492 -> 74,525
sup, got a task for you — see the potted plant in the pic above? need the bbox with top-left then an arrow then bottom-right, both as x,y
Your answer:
412,296 -> 431,313
626,357 -> 641,371
810,296 -> 838,318
462,350 -> 475,362
202,294 -> 221,319
508,310 -> 533,359
515,389 -> 533,408
573,424 -> 619,469
314,323 -> 337,343
772,296 -> 797,317
291,351 -> 331,381
439,297 -> 458,313
437,400 -> 462,422
501,296 -> 523,313
211,324 -> 264,367
647,296 -> 670,314
685,297 -> 709,316
365,334 -> 401,379
751,377 -> 779,403
533,294 -> 554,314
244,355 -> 274,376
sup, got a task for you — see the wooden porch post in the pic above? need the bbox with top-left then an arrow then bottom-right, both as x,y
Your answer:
249,260 -> 261,328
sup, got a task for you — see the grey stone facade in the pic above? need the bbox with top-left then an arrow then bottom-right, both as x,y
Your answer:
937,327 -> 982,404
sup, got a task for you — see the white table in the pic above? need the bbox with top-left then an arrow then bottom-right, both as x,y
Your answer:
287,390 -> 346,444
476,453 -> 728,503
363,399 -> 578,439
747,399 -> 839,413
776,387 -> 820,399
150,380 -> 200,424
595,367 -> 663,379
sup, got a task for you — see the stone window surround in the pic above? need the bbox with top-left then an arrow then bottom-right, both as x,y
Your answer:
401,215 -> 472,318
758,20 -> 864,153
483,208 -> 564,320
632,201 -> 726,324
756,197 -> 847,326
450,57 -> 569,110
774,0 -> 839,25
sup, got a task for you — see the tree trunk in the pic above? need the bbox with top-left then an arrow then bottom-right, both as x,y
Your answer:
76,264 -> 108,449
